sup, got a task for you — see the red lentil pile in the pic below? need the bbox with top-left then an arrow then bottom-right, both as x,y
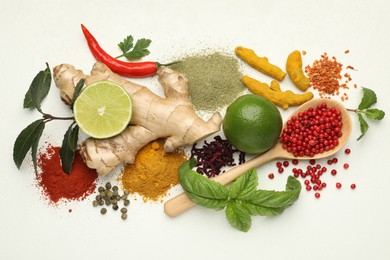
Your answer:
280,102 -> 342,157
269,148 -> 355,199
305,52 -> 357,101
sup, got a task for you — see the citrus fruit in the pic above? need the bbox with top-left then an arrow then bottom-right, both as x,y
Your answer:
223,94 -> 282,154
73,81 -> 132,139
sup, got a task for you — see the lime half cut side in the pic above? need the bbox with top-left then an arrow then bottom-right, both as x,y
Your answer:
74,80 -> 132,139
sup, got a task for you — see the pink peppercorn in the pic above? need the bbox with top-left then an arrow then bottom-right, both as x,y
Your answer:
351,183 -> 356,189
336,182 -> 342,189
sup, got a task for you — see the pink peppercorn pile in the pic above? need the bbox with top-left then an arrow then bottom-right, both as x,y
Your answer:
280,102 -> 343,157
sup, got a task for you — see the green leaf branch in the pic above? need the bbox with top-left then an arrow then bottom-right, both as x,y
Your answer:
178,159 -> 301,232
347,87 -> 385,140
13,64 -> 84,175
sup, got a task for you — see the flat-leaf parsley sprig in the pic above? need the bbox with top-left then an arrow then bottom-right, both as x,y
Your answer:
347,87 -> 385,140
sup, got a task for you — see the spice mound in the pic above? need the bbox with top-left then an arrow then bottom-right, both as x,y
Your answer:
171,51 -> 246,111
37,146 -> 98,204
280,102 -> 343,157
120,139 -> 187,202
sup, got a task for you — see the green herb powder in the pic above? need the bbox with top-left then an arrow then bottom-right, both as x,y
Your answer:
171,52 -> 246,111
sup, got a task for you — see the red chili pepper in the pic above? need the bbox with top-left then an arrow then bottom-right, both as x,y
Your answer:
81,24 -> 173,78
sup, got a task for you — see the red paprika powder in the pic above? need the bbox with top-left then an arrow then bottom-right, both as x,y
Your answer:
37,145 -> 98,203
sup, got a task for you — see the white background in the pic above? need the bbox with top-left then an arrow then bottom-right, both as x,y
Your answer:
1,0 -> 390,259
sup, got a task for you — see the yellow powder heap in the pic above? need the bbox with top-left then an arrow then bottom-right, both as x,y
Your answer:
120,139 -> 187,202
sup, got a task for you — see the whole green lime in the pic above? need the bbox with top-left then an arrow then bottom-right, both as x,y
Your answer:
223,94 -> 282,154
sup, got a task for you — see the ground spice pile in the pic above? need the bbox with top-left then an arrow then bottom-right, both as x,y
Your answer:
120,139 -> 187,202
37,146 -> 98,204
305,52 -> 357,101
171,51 -> 246,111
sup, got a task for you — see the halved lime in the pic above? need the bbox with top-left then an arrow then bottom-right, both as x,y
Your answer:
73,81 -> 132,139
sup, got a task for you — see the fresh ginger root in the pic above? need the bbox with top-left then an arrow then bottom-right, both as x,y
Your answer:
235,46 -> 286,81
53,62 -> 222,175
286,50 -> 310,91
242,75 -> 314,110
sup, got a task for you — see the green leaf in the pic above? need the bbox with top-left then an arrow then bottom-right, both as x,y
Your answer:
364,108 -> 385,120
357,113 -> 369,141
13,119 -> 45,169
225,201 -> 252,232
60,124 -> 79,174
245,176 -> 301,208
179,159 -> 229,210
118,35 -> 134,54
24,63 -> 51,111
229,168 -> 258,200
70,78 -> 85,109
31,126 -> 44,174
358,87 -> 377,110
124,38 -> 151,60
243,202 -> 285,216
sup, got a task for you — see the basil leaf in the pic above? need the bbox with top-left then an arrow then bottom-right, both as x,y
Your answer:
179,159 -> 229,210
229,168 -> 258,200
364,108 -> 385,120
118,35 -> 134,54
124,38 -> 151,60
357,113 -> 369,141
246,176 -> 301,208
70,78 -> 85,109
358,87 -> 377,110
243,202 -> 285,216
24,63 -> 51,111
60,124 -> 79,174
225,201 -> 252,232
13,119 -> 45,169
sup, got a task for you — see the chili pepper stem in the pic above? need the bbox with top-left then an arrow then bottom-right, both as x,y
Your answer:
157,61 -> 181,67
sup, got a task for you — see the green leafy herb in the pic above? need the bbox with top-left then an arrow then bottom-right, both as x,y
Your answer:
178,160 -> 228,210
23,63 -> 51,111
60,124 -> 79,174
357,113 -> 369,141
226,201 -> 252,232
347,87 -> 385,140
229,168 -> 258,200
178,159 -> 301,232
118,35 -> 134,54
13,119 -> 45,169
14,64 -> 78,176
364,108 -> 385,120
358,87 -> 377,110
116,35 -> 151,60
70,78 -> 85,109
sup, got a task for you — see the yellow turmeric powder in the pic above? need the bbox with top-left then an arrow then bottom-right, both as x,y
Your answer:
120,139 -> 187,202
242,75 -> 314,110
286,50 -> 310,91
235,46 -> 286,81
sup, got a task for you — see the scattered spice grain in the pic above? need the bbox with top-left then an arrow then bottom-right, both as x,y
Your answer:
305,52 -> 356,101
171,51 -> 246,111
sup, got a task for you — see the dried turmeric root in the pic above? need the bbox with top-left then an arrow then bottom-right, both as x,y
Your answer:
53,62 -> 222,175
286,50 -> 310,91
242,75 -> 314,110
235,46 -> 286,81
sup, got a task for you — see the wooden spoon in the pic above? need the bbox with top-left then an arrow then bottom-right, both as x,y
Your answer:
164,98 -> 352,217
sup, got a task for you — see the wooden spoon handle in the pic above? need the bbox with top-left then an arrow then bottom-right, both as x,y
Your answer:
164,145 -> 283,217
